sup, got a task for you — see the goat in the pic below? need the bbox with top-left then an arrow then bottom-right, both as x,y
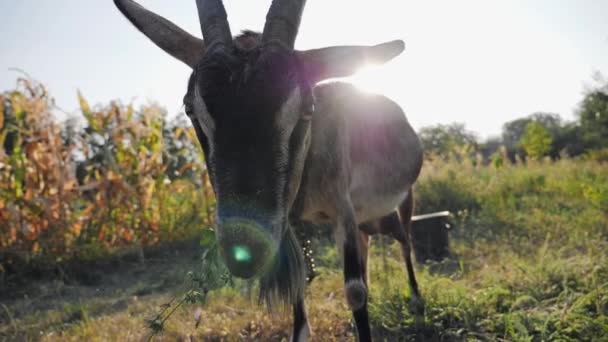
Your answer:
114,1 -> 424,340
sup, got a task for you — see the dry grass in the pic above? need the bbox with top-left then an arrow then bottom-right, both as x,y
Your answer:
0,250 -> 354,341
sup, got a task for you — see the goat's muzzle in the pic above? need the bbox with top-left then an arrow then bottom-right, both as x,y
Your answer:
216,218 -> 276,279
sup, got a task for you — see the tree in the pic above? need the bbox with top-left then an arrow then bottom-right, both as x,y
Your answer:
418,123 -> 477,158
577,89 -> 608,151
478,136 -> 502,161
501,112 -> 581,158
520,121 -> 552,160
502,117 -> 530,155
551,122 -> 586,157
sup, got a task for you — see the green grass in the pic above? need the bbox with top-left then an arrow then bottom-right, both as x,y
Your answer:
367,158 -> 608,341
1,159 -> 606,341
367,240 -> 608,341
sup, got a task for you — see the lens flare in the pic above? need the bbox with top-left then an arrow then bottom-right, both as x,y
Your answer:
217,216 -> 276,278
232,245 -> 252,263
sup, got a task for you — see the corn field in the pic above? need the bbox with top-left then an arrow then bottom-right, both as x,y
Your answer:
0,79 -> 215,269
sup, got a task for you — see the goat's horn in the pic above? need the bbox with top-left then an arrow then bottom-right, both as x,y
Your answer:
262,0 -> 307,49
196,0 -> 232,50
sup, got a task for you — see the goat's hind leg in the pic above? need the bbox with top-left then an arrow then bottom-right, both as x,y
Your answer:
391,190 -> 425,317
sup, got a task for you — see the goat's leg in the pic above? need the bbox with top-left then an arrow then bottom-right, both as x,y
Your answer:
336,200 -> 371,341
357,232 -> 371,340
289,219 -> 311,342
381,210 -> 420,300
358,232 -> 370,286
395,190 -> 425,317
291,298 -> 311,342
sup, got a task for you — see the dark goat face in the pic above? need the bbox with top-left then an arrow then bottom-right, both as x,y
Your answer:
184,48 -> 313,278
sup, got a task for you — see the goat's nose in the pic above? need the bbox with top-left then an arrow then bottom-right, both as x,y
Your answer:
217,218 -> 275,279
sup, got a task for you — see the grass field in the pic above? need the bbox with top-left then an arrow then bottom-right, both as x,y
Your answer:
1,159 -> 607,341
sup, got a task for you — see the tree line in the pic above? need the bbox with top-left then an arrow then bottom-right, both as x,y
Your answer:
419,75 -> 608,162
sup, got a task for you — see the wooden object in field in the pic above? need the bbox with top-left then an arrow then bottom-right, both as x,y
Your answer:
410,211 -> 452,263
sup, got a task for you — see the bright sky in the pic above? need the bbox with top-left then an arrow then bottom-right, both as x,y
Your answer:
1,1 -> 607,138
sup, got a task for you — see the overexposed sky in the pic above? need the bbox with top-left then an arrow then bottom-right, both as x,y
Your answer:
1,0 -> 607,138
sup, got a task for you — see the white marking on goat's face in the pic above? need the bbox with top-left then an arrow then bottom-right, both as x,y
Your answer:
192,83 -> 216,158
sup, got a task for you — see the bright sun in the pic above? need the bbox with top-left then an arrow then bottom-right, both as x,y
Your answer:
345,63 -> 403,101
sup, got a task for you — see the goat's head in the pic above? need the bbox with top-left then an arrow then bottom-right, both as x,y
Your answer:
115,0 -> 404,279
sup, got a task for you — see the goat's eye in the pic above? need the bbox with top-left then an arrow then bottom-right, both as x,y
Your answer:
184,103 -> 194,117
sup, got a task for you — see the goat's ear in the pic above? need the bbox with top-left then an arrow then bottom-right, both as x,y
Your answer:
114,0 -> 205,68
297,40 -> 404,84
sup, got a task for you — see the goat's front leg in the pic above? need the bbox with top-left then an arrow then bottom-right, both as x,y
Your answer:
289,219 -> 311,342
336,199 -> 371,341
292,298 -> 311,342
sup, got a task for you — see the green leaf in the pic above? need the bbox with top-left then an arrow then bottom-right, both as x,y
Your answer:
200,228 -> 216,249
77,91 -> 98,132
0,129 -> 7,147
126,105 -> 133,121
